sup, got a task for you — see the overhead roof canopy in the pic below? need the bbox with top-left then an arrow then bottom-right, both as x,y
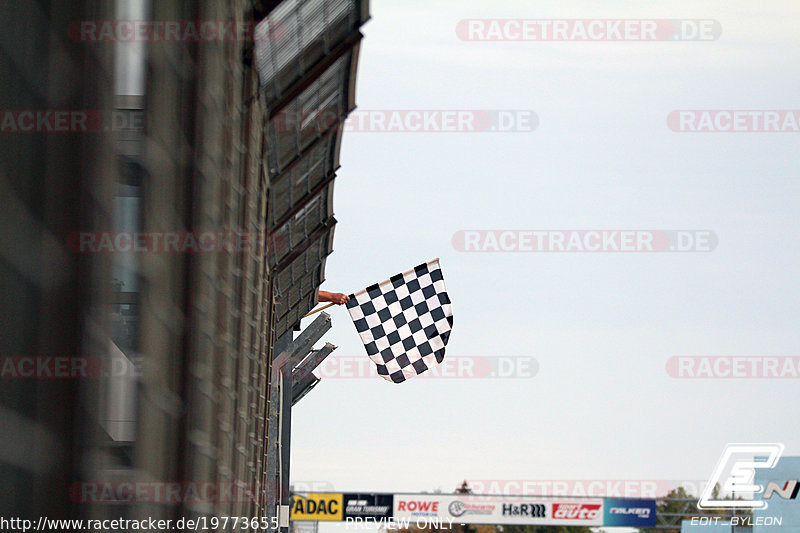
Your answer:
255,0 -> 369,106
256,0 -> 369,337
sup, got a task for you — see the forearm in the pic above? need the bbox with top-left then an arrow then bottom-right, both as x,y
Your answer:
318,290 -> 336,303
317,290 -> 350,305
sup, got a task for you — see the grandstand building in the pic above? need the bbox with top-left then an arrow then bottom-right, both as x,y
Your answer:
0,0 -> 369,530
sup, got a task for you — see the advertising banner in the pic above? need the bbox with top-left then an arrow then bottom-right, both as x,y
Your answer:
291,492 -> 653,527
342,493 -> 393,519
754,456 -> 800,531
603,498 -> 657,527
291,493 -> 343,521
392,494 -> 604,527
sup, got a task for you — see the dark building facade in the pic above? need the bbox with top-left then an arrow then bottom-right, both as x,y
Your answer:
0,0 -> 368,530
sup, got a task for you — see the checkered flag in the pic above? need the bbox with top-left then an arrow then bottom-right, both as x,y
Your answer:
345,259 -> 454,383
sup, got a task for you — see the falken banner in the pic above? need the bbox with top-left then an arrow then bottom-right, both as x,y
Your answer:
392,494 -> 605,527
603,498 -> 657,527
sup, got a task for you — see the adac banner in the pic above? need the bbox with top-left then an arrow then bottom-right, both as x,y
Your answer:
342,493 -> 393,519
603,498 -> 657,527
393,494 -> 604,526
291,493 -> 343,521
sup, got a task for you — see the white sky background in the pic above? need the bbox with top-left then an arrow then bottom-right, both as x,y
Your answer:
290,0 -> 800,511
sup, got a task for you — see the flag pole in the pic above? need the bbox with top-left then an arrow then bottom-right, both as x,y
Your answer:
303,302 -> 336,318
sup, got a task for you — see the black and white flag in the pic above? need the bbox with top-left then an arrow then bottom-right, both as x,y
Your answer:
345,259 -> 454,383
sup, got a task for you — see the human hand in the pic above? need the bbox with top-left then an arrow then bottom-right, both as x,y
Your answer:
329,292 -> 350,305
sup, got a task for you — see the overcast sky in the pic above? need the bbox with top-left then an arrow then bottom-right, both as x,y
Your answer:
290,0 -> 800,519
